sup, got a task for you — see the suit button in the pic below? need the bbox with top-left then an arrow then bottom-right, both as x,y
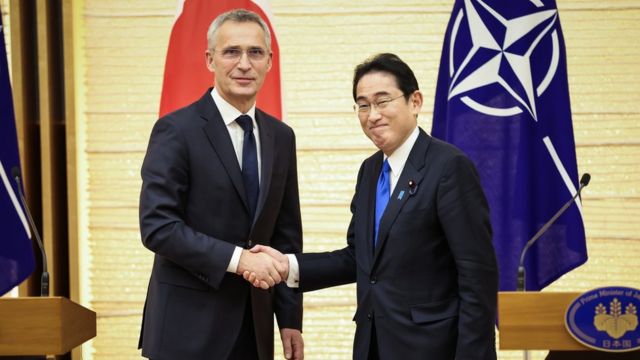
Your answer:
247,239 -> 253,247
367,313 -> 372,321
370,276 -> 377,284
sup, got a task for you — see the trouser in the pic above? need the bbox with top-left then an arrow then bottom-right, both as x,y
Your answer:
228,300 -> 259,360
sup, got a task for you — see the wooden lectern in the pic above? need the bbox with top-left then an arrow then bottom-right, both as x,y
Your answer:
498,292 -> 640,359
0,297 -> 96,356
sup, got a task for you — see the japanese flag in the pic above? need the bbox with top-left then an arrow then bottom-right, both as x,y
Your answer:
159,0 -> 282,119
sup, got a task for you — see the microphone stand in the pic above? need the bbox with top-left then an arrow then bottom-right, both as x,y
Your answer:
12,167 -> 49,297
517,174 -> 590,292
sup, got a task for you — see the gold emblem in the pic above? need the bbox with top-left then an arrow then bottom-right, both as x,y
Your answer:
593,298 -> 638,339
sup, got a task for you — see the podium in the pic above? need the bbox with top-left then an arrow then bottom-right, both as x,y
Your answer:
0,297 -> 96,356
498,292 -> 640,359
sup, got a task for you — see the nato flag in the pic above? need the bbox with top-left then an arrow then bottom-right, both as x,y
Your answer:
0,15 -> 35,296
432,0 -> 587,291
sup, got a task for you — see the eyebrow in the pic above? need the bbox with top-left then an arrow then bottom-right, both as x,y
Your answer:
356,91 -> 393,102
222,44 -> 266,48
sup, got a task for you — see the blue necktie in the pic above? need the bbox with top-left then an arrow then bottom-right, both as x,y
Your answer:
236,115 -> 259,219
374,159 -> 391,248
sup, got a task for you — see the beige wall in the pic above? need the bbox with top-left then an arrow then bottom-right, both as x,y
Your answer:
3,0 -> 640,359
1,2 -> 8,60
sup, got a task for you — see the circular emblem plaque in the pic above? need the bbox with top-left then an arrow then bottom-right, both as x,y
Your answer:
565,286 -> 640,352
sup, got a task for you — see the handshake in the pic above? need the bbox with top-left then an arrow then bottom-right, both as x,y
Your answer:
236,245 -> 290,289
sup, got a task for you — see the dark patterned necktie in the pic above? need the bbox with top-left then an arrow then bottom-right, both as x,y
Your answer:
236,115 -> 259,218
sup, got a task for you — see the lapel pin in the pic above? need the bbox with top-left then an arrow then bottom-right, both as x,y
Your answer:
397,190 -> 405,200
408,180 -> 418,195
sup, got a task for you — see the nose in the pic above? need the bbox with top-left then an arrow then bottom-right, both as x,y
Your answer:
237,52 -> 252,70
367,106 -> 382,122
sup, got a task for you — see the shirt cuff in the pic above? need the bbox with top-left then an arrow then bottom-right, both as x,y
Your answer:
226,246 -> 243,273
286,254 -> 300,288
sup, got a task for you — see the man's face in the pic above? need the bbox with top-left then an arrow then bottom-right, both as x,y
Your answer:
355,71 -> 422,155
206,21 -> 272,110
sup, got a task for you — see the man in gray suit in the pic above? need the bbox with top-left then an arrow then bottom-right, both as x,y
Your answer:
138,9 -> 303,360
247,53 -> 498,360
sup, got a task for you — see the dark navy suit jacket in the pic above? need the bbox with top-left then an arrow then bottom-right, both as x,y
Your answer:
297,128 -> 498,360
138,90 -> 303,360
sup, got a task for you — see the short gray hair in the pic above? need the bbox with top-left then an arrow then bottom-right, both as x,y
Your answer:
207,9 -> 272,52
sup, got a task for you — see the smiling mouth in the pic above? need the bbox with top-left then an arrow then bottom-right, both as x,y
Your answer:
234,77 -> 254,83
369,124 -> 388,130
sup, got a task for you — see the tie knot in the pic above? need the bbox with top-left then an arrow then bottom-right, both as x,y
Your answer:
236,115 -> 253,133
382,159 -> 391,174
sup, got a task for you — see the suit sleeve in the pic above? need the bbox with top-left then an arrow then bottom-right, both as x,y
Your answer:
436,154 -> 498,359
139,117 -> 236,290
271,128 -> 304,330
294,162 -> 363,292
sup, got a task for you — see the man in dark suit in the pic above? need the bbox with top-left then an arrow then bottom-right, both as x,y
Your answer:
138,9 -> 303,360
246,53 -> 498,359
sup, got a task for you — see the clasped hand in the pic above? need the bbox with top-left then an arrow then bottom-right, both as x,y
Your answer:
236,245 -> 289,289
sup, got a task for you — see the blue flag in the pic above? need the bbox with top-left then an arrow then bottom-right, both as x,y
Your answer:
0,15 -> 35,296
432,0 -> 587,291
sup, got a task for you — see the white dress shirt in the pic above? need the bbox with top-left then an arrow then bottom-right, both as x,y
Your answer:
286,126 -> 421,287
210,88 -> 262,274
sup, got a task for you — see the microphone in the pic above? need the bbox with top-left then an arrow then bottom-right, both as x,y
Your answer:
12,167 -> 49,297
516,173 -> 591,291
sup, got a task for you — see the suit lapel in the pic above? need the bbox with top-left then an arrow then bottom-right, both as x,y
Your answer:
372,130 -> 431,265
198,91 -> 250,214
254,110 -> 274,222
363,153 -> 384,268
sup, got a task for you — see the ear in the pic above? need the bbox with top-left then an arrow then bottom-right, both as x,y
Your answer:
205,49 -> 215,73
410,90 -> 423,117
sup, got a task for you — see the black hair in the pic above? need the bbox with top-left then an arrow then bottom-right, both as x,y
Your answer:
352,53 -> 419,101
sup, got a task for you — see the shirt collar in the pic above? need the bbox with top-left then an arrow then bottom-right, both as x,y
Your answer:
385,126 -> 420,176
210,87 -> 257,126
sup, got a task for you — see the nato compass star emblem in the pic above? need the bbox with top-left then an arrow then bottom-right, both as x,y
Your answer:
447,0 -> 560,121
